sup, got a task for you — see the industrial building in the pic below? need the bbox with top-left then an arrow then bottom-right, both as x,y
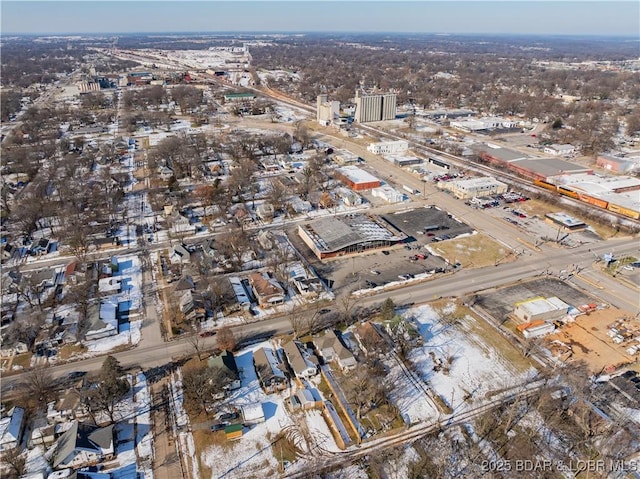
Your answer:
354,90 -> 396,123
367,140 -> 409,155
450,117 -> 517,132
472,143 -> 591,181
597,153 -> 640,173
316,95 -> 340,126
514,296 -> 570,323
545,212 -> 587,231
437,176 -> 508,199
334,166 -> 381,191
371,185 -> 407,204
544,144 -> 576,156
297,215 -> 407,259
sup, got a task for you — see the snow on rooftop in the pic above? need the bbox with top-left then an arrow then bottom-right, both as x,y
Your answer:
336,165 -> 380,184
202,341 -> 298,478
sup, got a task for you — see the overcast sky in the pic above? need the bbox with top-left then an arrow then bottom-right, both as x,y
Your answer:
2,1 -> 639,36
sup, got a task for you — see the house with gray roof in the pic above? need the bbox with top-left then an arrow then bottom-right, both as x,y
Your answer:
253,347 -> 288,393
315,330 -> 357,372
282,341 -> 317,379
53,421 -> 114,470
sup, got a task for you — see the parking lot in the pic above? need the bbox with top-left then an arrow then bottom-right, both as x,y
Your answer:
475,277 -> 596,321
381,206 -> 474,247
462,194 -> 603,248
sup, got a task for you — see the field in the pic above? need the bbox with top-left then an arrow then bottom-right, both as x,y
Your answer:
429,232 -> 514,268
402,301 -> 538,413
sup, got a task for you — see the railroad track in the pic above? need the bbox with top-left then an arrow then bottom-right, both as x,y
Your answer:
284,380 -> 546,478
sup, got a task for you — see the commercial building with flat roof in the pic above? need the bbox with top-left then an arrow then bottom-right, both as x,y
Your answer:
335,166 -> 381,191
354,91 -> 396,123
298,215 -> 406,259
545,212 -> 587,231
367,140 -> 408,155
514,296 -> 570,323
597,154 -> 640,173
472,143 -> 591,180
438,176 -> 508,199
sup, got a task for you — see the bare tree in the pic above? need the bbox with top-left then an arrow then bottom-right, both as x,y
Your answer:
1,447 -> 26,479
186,330 -> 206,362
216,326 -> 236,352
90,356 -> 129,424
22,367 -> 55,410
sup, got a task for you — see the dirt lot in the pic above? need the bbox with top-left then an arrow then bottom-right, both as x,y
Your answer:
545,308 -> 638,373
429,233 -> 515,268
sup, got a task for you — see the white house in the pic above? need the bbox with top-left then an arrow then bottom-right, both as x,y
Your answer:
544,144 -> 576,156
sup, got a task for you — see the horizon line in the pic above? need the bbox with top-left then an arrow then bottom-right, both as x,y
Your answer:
2,31 -> 639,39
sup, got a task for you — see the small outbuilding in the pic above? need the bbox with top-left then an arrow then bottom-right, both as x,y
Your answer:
241,402 -> 265,424
224,424 -> 243,441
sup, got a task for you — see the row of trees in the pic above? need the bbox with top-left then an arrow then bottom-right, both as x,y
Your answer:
251,37 -> 640,129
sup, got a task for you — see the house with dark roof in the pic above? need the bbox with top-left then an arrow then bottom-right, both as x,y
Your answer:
249,272 -> 285,307
53,421 -> 114,470
207,350 -> 241,391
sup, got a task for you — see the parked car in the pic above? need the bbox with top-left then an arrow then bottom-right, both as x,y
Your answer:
200,330 -> 217,338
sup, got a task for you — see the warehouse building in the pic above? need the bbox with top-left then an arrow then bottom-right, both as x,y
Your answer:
437,176 -> 508,199
596,154 -> 640,173
334,166 -> 381,191
514,296 -> 570,323
472,143 -> 591,181
297,215 -> 406,259
367,140 -> 409,155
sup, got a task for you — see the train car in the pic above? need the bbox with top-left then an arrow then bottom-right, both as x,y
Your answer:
557,186 -> 579,199
578,193 -> 609,209
533,179 -> 557,192
607,203 -> 640,220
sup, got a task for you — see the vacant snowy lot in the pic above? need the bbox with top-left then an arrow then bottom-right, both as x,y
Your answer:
403,303 -> 538,412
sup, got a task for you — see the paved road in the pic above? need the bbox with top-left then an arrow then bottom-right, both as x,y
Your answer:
3,237 -> 637,394
3,63 -> 638,394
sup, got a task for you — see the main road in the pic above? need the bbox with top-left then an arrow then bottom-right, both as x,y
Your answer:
3,236 -> 637,393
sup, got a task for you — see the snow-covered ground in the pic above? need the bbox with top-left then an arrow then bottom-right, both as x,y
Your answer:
403,303 -> 538,412
385,355 -> 440,424
202,341 -> 299,479
85,253 -> 144,353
